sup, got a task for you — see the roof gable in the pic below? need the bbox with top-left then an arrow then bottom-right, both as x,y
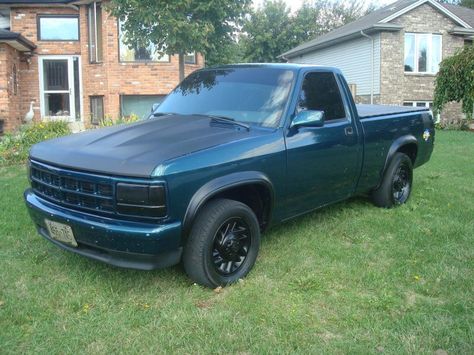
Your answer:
379,0 -> 472,28
282,0 -> 473,58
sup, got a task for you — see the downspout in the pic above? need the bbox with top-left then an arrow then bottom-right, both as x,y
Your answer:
360,30 -> 374,105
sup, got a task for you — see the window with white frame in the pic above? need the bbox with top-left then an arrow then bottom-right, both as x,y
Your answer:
404,33 -> 442,74
184,52 -> 196,64
0,9 -> 10,30
403,101 -> 440,122
38,15 -> 79,41
88,2 -> 103,63
118,20 -> 169,62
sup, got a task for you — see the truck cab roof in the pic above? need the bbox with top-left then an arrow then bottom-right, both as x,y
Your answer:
204,63 -> 343,75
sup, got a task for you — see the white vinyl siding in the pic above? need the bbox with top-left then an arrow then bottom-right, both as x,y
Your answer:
288,34 -> 381,96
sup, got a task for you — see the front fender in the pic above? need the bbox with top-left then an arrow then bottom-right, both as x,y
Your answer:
182,171 -> 274,235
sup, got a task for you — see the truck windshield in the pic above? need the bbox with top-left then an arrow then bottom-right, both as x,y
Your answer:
155,67 -> 295,128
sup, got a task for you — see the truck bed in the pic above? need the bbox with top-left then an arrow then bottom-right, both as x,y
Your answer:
356,104 -> 429,119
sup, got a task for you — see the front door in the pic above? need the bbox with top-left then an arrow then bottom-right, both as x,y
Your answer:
39,56 -> 81,122
285,71 -> 362,217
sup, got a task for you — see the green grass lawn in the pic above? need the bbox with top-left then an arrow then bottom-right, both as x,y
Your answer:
1,131 -> 473,354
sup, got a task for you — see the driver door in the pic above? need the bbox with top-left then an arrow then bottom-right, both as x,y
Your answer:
284,71 -> 361,217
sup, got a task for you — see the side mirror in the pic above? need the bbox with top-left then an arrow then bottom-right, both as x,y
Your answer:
151,102 -> 161,112
291,110 -> 325,128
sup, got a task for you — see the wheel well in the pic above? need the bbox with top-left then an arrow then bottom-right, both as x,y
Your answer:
208,184 -> 272,231
397,143 -> 417,164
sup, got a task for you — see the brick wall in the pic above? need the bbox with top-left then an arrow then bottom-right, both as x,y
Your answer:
78,4 -> 203,120
0,43 -> 23,132
379,2 -> 465,123
5,2 -> 203,131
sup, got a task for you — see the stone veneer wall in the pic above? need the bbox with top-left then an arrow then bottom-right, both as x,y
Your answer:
379,2 -> 465,123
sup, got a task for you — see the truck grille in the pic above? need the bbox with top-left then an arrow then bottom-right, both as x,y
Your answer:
30,161 -> 115,215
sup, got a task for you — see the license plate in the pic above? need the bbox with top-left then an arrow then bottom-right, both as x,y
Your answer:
45,219 -> 78,247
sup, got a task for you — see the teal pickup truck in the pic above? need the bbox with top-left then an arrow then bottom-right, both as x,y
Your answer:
24,64 -> 435,287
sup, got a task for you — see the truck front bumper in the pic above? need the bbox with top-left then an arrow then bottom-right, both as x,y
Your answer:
24,189 -> 182,270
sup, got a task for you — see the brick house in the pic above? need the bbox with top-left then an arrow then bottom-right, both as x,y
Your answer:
0,0 -> 203,133
280,0 -> 474,123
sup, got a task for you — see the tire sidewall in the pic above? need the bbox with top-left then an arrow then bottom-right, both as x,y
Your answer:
189,200 -> 261,287
384,153 -> 413,207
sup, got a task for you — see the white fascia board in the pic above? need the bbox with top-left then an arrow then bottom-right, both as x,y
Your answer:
379,0 -> 471,29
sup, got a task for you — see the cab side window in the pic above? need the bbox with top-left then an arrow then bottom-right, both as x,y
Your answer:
298,72 -> 346,121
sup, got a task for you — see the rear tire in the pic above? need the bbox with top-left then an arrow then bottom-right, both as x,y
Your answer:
372,152 -> 413,208
183,199 -> 260,288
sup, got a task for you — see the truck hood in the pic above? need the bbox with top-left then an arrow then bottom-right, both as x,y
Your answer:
30,115 -> 260,178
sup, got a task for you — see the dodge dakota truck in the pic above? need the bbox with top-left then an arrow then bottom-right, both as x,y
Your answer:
24,64 -> 435,287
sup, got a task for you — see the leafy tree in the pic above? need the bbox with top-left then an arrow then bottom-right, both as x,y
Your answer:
240,0 -> 376,63
439,0 -> 474,9
434,45 -> 474,119
205,35 -> 243,67
109,0 -> 251,81
240,0 -> 293,63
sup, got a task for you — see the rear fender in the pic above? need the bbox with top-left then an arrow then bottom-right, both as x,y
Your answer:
376,135 -> 417,188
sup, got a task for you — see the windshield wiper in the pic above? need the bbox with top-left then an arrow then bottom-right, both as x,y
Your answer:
192,114 -> 250,131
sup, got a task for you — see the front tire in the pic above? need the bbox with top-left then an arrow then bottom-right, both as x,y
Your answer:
183,199 -> 261,288
372,152 -> 413,208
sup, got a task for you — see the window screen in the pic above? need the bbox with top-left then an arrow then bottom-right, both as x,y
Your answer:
184,52 -> 196,64
298,72 -> 346,121
90,96 -> 104,125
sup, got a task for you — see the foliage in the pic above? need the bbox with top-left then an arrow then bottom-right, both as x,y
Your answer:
0,121 -> 71,166
1,131 -> 473,353
240,0 -> 375,63
205,35 -> 244,67
439,0 -> 474,9
98,113 -> 140,127
108,0 -> 251,79
434,45 -> 474,120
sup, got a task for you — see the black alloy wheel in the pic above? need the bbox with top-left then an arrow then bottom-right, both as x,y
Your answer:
183,199 -> 261,288
212,217 -> 251,276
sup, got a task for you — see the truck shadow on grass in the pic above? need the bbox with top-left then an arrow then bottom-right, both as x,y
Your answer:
44,196 -> 376,291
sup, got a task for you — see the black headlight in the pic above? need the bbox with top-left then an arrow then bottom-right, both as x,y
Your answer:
116,183 -> 166,218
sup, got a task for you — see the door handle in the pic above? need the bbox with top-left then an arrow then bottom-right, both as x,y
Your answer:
345,126 -> 354,136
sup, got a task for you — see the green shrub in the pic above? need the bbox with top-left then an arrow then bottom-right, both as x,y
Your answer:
98,114 -> 140,127
0,121 -> 71,166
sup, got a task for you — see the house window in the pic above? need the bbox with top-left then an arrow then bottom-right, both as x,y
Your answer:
120,95 -> 166,120
0,9 -> 10,30
90,96 -> 104,125
404,101 -> 440,122
11,64 -> 18,95
88,2 -> 103,62
404,33 -> 442,74
118,21 -> 169,62
403,101 -> 433,108
184,52 -> 196,64
38,15 -> 79,41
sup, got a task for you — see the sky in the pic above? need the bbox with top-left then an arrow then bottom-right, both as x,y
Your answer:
252,0 -> 397,12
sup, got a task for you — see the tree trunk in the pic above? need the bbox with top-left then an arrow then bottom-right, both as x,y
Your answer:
178,52 -> 185,83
